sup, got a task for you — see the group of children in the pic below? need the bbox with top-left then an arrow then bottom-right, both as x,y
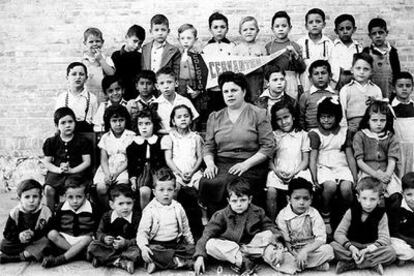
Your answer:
2,6 -> 414,276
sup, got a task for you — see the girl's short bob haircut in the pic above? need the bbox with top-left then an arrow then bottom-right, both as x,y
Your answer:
54,107 -> 76,126
103,105 -> 131,132
135,108 -> 162,135
66,62 -> 88,77
316,96 -> 343,129
358,100 -> 394,133
270,100 -> 301,132
169,104 -> 194,128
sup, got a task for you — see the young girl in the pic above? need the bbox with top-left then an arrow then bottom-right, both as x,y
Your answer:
177,23 -> 209,130
309,97 -> 357,234
126,109 -> 165,210
265,11 -> 306,101
266,100 -> 310,221
42,107 -> 92,211
93,105 -> 135,209
233,16 -> 267,103
161,105 -> 203,189
353,100 -> 402,209
339,52 -> 382,134
55,62 -> 98,133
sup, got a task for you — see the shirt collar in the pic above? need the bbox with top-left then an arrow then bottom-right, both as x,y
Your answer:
347,79 -> 376,88
283,204 -> 311,220
153,41 -> 167,50
371,41 -> 392,55
106,99 -> 127,107
274,129 -> 299,138
68,88 -> 89,98
155,93 -> 180,104
135,95 -> 156,103
391,97 -> 414,107
333,38 -> 359,47
401,198 -> 414,213
361,128 -> 389,140
110,210 -> 133,223
306,34 -> 331,44
61,199 -> 92,214
259,88 -> 285,100
18,203 -> 43,214
134,135 -> 158,145
152,198 -> 176,209
207,37 -> 231,44
309,85 -> 336,94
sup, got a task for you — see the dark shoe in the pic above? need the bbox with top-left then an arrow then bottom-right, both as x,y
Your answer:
314,261 -> 330,271
336,261 -> 356,274
92,257 -> 100,268
0,254 -> 21,264
41,255 -> 66,268
230,256 -> 259,276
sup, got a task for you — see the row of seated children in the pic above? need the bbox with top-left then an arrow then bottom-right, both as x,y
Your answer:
70,8 -> 401,134
4,171 -> 414,275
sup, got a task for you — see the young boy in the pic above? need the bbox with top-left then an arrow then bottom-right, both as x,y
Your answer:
202,12 -> 234,112
111,24 -> 145,101
297,8 -> 334,92
93,75 -> 128,132
154,67 -> 199,133
275,178 -> 334,274
331,177 -> 396,274
0,180 -> 53,263
137,167 -> 194,274
87,184 -> 140,274
82,27 -> 116,104
298,60 -> 337,130
391,71 -> 414,118
126,70 -> 158,133
363,18 -> 401,99
257,65 -> 298,114
194,178 -> 284,276
141,14 -> 180,75
331,14 -> 363,90
42,180 -> 98,268
389,172 -> 414,264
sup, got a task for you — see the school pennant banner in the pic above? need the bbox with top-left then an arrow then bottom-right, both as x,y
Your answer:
202,49 -> 286,89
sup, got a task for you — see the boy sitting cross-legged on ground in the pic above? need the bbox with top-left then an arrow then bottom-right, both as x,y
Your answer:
87,184 -> 141,274
194,178 -> 285,276
275,177 -> 334,274
42,179 -> 98,268
0,179 -> 53,264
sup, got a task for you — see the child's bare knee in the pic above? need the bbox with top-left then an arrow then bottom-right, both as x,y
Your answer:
96,183 -> 108,194
47,230 -> 59,241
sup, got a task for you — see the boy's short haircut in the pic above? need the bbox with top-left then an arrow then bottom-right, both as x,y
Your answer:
66,62 -> 88,77
271,11 -> 291,27
17,179 -> 42,198
402,172 -> 414,190
393,71 -> 414,86
104,105 -> 131,132
227,178 -> 252,197
265,65 -> 286,80
305,8 -> 326,23
356,177 -> 382,194
156,66 -> 176,80
109,184 -> 134,201
352,52 -> 374,68
178,23 -> 198,38
64,177 -> 87,193
54,107 -> 76,126
288,177 -> 313,196
239,16 -> 259,34
126,24 -> 146,41
150,14 -> 169,28
153,167 -> 176,188
334,14 -> 356,28
208,11 -> 228,28
102,75 -> 123,93
368,17 -> 387,32
136,70 -> 157,84
308,59 -> 332,76
83,27 -> 103,42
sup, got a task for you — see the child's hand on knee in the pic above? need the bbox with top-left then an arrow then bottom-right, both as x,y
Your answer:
296,250 -> 308,270
19,230 -> 33,243
141,245 -> 153,263
350,245 -> 363,264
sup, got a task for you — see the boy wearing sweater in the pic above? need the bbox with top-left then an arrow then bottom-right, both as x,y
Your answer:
331,177 -> 396,274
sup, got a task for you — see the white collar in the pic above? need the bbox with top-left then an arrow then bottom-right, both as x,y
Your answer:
372,41 -> 392,55
68,88 -> 89,97
274,129 -> 300,138
401,198 -> 414,213
333,38 -> 359,47
134,135 -> 158,145
361,129 -> 389,140
17,203 -> 43,214
283,204 -> 311,220
259,88 -> 285,100
347,79 -> 376,88
61,199 -> 92,214
135,95 -> 156,103
110,210 -> 133,223
153,41 -> 167,49
306,34 -> 331,44
391,97 -> 414,107
155,93 -> 182,104
309,85 -> 336,94
83,52 -> 106,63
152,198 -> 177,209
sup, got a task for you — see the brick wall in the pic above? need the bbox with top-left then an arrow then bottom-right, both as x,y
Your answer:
1,0 -> 414,157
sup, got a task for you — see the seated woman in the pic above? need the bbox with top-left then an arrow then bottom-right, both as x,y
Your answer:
199,71 -> 275,217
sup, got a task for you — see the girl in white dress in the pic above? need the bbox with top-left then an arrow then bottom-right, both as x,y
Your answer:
308,96 -> 357,234
93,105 -> 135,208
266,100 -> 311,221
161,104 -> 203,189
